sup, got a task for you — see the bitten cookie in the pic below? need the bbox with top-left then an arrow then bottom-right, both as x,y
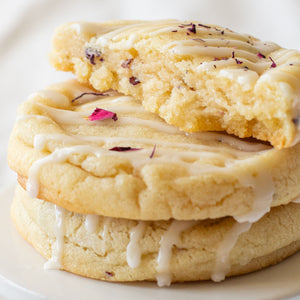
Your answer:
7,80 -> 300,221
50,20 -> 300,148
11,184 -> 300,285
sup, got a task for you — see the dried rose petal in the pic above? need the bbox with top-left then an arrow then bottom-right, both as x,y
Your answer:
235,58 -> 243,64
129,77 -> 141,85
121,58 -> 133,68
85,47 -> 101,65
187,24 -> 196,34
109,146 -> 141,152
292,118 -> 299,126
149,144 -> 156,159
198,23 -> 211,29
269,56 -> 277,68
88,108 -> 118,121
257,52 -> 266,59
71,92 -> 108,103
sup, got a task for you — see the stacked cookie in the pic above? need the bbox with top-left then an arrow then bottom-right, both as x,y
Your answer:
8,20 -> 300,286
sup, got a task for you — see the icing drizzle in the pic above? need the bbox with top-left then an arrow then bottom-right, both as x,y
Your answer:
126,221 -> 146,268
85,214 -> 100,233
156,220 -> 197,287
20,84 -> 272,200
211,221 -> 252,282
44,205 -> 66,270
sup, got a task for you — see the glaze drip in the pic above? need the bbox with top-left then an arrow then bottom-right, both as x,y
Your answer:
156,220 -> 198,287
126,221 -> 146,268
44,205 -> 66,270
211,221 -> 252,282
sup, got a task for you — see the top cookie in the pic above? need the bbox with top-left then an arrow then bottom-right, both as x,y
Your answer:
50,20 -> 300,149
7,79 -> 300,221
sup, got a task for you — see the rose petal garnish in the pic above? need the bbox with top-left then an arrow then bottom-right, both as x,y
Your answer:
269,56 -> 277,68
85,47 -> 101,65
129,77 -> 141,85
257,52 -> 266,59
121,58 -> 133,68
235,58 -> 243,64
88,108 -> 118,121
292,118 -> 299,126
198,23 -> 211,29
187,24 -> 196,34
109,146 -> 142,152
71,92 -> 108,103
149,144 -> 156,159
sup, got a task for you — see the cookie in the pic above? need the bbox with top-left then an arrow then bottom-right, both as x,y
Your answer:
50,20 -> 300,148
11,183 -> 300,285
7,80 -> 300,221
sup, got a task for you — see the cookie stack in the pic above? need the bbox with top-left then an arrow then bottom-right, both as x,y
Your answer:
8,20 -> 300,286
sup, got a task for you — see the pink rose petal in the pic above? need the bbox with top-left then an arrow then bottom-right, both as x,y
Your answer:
88,108 -> 118,121
109,147 -> 141,152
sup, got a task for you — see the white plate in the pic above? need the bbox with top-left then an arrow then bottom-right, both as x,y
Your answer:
0,184 -> 300,300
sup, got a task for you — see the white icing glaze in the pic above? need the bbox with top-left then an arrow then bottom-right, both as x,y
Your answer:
101,218 -> 109,240
24,82 -> 274,223
24,85 -> 272,201
85,18 -> 288,88
28,90 -> 69,107
171,44 -> 259,62
211,221 -> 252,282
33,130 -> 269,157
26,145 -> 104,198
31,92 -> 270,152
83,20 -> 300,139
218,69 -> 259,91
93,20 -> 178,47
187,132 -> 269,152
293,197 -> 300,204
36,102 -> 182,134
85,214 -> 100,233
36,103 -> 89,125
126,221 -> 146,268
70,22 -> 114,35
234,170 -> 274,223
44,205 -> 66,270
156,220 -> 197,287
16,114 -> 51,122
28,131 -> 271,194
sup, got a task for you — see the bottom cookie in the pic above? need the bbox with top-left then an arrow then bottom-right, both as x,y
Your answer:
11,184 -> 300,286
